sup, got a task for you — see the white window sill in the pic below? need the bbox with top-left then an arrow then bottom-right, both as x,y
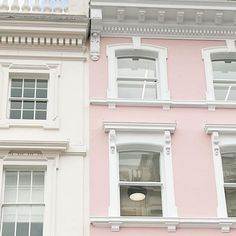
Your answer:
0,118 -> 59,130
90,98 -> 236,110
90,216 -> 236,233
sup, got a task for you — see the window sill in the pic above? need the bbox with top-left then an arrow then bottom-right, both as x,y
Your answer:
90,98 -> 236,110
0,118 -> 59,130
90,216 -> 236,232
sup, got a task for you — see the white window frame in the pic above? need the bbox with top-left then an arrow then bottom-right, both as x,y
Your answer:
205,124 -> 236,218
106,44 -> 170,101
0,61 -> 60,129
104,122 -> 177,218
202,42 -> 236,102
0,140 -> 68,236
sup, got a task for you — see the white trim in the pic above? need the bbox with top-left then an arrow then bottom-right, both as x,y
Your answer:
104,122 -> 176,133
91,98 -> 236,110
205,124 -> 236,134
106,44 -> 169,100
202,46 -> 236,102
105,122 -> 177,218
90,216 -> 236,232
132,37 -> 141,49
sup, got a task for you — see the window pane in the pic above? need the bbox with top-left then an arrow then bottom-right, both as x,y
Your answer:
23,89 -> 35,98
118,82 -> 143,99
4,172 -> 17,202
2,206 -> 16,236
118,57 -> 156,78
36,102 -> 47,110
225,187 -> 236,217
37,80 -> 47,89
11,88 -> 22,97
24,80 -> 35,88
119,151 -> 160,182
35,111 -> 47,120
212,60 -> 236,80
16,206 -> 30,236
10,110 -> 21,119
11,79 -> 22,88
227,86 -> 236,101
22,111 -> 34,119
222,154 -> 236,183
32,172 -> 44,203
214,85 -> 228,101
120,185 -> 162,216
18,172 -> 31,202
23,101 -> 34,109
36,89 -> 47,99
30,206 -> 44,236
144,82 -> 157,100
11,101 -> 22,109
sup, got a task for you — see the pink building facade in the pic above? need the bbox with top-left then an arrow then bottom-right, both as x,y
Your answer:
90,1 -> 236,235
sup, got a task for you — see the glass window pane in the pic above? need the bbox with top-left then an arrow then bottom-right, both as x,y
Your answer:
11,88 -> 22,97
32,172 -> 44,203
214,85 -> 228,101
2,206 -> 16,236
213,60 -> 236,80
11,79 -> 22,88
23,89 -> 35,98
222,155 -> 236,183
24,80 -> 35,88
30,206 -> 44,236
16,206 -> 30,236
11,101 -> 22,109
4,172 -> 17,202
36,102 -> 47,110
35,111 -> 47,120
10,110 -> 21,119
144,82 -> 157,100
36,89 -> 47,99
120,185 -> 162,216
18,172 -> 31,203
225,187 -> 236,217
23,101 -> 34,109
118,57 -> 156,78
228,86 -> 236,101
22,111 -> 34,119
119,151 -> 160,182
118,82 -> 143,99
37,80 -> 47,89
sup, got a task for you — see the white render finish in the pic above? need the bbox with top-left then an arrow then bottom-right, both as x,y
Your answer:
0,4 -> 89,236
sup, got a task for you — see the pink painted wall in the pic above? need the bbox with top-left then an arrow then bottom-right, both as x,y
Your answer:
89,37 -> 236,232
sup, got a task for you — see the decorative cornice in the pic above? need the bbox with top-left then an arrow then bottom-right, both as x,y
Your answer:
103,122 -> 177,133
0,140 -> 69,151
205,124 -> 236,134
90,0 -> 236,59
0,13 -> 89,50
90,216 -> 236,233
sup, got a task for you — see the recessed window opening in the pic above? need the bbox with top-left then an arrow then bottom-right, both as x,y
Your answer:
9,73 -> 49,120
118,150 -> 162,216
222,153 -> 236,217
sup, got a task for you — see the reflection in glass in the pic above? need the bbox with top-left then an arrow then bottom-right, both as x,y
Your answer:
225,187 -> 236,217
212,60 -> 236,80
18,172 -> 31,202
222,154 -> 236,183
4,172 -> 17,203
2,206 -> 16,236
119,151 -> 160,182
120,185 -> 162,216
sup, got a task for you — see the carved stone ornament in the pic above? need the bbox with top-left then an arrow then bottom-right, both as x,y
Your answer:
90,32 -> 101,61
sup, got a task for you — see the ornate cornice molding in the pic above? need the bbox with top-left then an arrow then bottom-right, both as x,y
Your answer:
0,13 -> 89,50
90,0 -> 236,59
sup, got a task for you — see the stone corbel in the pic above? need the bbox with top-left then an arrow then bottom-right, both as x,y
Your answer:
109,129 -> 116,155
164,131 -> 171,156
90,8 -> 102,61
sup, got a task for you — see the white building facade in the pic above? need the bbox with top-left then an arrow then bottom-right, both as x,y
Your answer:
0,1 -> 89,236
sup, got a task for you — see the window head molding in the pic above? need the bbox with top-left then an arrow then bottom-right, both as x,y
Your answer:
106,44 -> 170,101
104,122 -> 177,219
202,45 -> 236,105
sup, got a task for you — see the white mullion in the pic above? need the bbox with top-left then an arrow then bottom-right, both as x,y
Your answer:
141,80 -> 146,99
21,80 -> 24,119
224,183 -> 236,188
14,171 -> 20,236
224,85 -> 232,101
